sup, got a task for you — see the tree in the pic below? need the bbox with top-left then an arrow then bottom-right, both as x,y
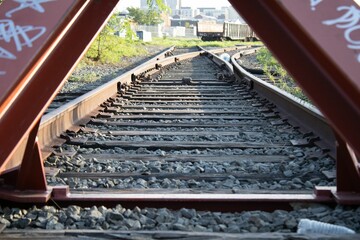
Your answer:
127,7 -> 162,25
86,0 -> 166,62
146,0 -> 170,12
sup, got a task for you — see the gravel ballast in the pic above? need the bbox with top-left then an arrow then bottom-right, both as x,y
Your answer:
0,204 -> 358,234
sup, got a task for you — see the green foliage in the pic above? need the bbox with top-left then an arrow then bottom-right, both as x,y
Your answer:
86,35 -> 147,64
84,14 -> 145,64
256,48 -> 309,102
127,7 -> 163,25
151,37 -> 263,48
146,0 -> 170,13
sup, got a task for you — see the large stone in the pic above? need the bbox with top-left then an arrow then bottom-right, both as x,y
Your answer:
58,211 -> 68,223
172,223 -> 187,231
180,208 -> 196,219
46,216 -> 59,230
284,217 -> 297,230
124,219 -> 141,230
107,212 -> 124,221
16,218 -> 31,229
227,224 -> 241,233
25,212 -> 38,221
283,170 -> 293,177
42,206 -> 57,214
0,218 -> 11,227
98,206 -> 108,214
87,208 -> 103,219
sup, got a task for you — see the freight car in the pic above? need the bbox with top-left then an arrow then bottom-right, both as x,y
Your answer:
197,21 -> 257,41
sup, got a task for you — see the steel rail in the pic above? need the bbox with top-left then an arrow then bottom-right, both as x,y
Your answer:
39,46 -> 175,153
230,50 -> 336,153
38,45 -> 251,152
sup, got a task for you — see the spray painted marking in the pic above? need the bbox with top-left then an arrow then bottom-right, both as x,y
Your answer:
0,0 -> 53,76
0,19 -> 46,56
322,5 -> 360,62
310,0 -> 323,11
6,0 -> 55,17
0,46 -> 16,60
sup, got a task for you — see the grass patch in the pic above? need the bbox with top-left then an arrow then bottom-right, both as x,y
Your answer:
150,37 -> 263,48
256,48 -> 309,102
84,36 -> 149,64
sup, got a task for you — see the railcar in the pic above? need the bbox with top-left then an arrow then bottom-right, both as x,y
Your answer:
197,21 -> 257,41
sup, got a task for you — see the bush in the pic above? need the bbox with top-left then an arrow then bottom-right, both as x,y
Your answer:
86,35 -> 147,64
256,48 -> 309,102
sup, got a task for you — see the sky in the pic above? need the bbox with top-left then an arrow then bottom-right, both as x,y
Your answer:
116,0 -> 231,11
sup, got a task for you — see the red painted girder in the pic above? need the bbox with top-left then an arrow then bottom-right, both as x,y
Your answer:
0,0 -> 120,174
229,1 -> 360,157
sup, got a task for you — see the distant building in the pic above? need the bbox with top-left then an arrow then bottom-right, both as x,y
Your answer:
197,7 -> 227,19
165,0 -> 180,12
173,7 -> 199,18
198,8 -> 216,13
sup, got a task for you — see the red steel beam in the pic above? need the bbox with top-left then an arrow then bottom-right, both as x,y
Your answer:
229,0 -> 360,196
0,0 -> 120,179
229,1 -> 360,155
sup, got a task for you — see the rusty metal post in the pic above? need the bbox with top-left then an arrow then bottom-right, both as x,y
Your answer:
336,134 -> 360,193
0,0 -> 119,177
0,0 -> 120,201
16,120 -> 47,191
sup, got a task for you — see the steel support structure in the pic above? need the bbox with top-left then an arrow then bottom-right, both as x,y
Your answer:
0,0 -> 359,205
0,0 -> 120,201
229,0 -> 360,202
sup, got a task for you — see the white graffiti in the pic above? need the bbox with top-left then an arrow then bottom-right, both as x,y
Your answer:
0,0 -> 52,77
310,0 -> 323,11
323,5 -> 360,62
0,46 -> 16,59
0,19 -> 46,56
6,0 -> 55,17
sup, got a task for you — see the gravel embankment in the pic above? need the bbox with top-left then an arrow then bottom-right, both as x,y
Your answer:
61,46 -> 166,94
0,204 -> 358,233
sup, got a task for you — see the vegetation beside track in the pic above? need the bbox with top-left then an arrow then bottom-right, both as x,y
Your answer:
256,48 -> 309,102
82,36 -> 261,65
150,37 -> 263,48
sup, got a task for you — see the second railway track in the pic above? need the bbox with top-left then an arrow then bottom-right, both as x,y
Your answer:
43,47 -> 336,210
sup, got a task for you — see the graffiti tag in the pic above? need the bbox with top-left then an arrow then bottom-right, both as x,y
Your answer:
310,0 -> 323,11
0,19 -> 46,54
0,0 -> 55,76
322,5 -> 360,62
6,0 -> 55,17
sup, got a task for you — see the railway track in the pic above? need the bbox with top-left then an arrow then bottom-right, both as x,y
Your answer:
1,46 -> 358,237
46,52 -> 335,197
45,47 -> 175,113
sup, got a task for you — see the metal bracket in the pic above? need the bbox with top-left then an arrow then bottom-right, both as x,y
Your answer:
0,120 -> 49,202
16,121 -> 47,191
334,134 -> 360,203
